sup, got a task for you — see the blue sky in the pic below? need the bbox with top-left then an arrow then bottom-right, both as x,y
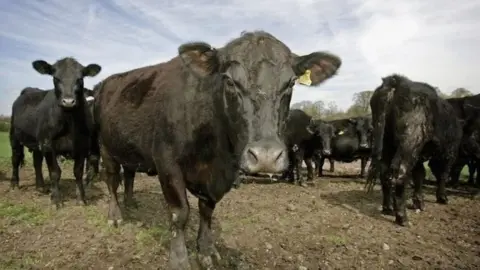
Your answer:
0,0 -> 479,115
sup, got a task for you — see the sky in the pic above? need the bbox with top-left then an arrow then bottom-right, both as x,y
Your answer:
0,0 -> 479,115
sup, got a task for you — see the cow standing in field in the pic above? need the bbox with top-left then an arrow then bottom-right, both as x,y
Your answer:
94,31 -> 341,269
315,116 -> 372,177
283,109 -> 335,186
367,74 -> 464,227
446,94 -> 480,187
16,87 -> 100,188
10,58 -> 101,208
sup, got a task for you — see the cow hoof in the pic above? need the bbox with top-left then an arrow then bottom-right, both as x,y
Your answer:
76,199 -> 88,206
35,186 -> 48,194
197,250 -> 221,270
299,182 -> 308,188
395,216 -> 409,227
124,200 -> 139,209
107,219 -> 123,227
436,197 -> 448,204
10,183 -> 19,190
381,208 -> 394,216
170,254 -> 191,270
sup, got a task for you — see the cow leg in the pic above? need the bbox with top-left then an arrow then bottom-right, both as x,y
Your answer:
32,150 -> 46,193
9,136 -> 24,189
428,158 -> 449,204
73,155 -> 87,206
44,152 -> 63,209
318,157 -> 325,177
390,146 -> 421,226
329,158 -> 335,172
123,167 -> 138,208
197,199 -> 221,269
379,159 -> 394,216
304,157 -> 314,183
85,154 -> 100,188
360,157 -> 367,178
448,161 -> 463,188
295,150 -> 307,187
101,146 -> 123,226
475,160 -> 480,187
158,167 -> 191,270
411,162 -> 426,211
467,160 -> 475,186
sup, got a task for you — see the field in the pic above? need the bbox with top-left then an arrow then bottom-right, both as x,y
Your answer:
0,132 -> 479,270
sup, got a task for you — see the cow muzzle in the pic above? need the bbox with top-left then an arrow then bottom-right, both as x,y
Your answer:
240,140 -> 288,174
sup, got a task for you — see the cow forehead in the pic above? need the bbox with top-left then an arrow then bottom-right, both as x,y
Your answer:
221,32 -> 292,71
53,58 -> 84,78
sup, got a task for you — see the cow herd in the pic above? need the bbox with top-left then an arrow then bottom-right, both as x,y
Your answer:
5,31 -> 480,269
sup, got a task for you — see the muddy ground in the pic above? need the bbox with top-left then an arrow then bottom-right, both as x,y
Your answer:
0,160 -> 479,270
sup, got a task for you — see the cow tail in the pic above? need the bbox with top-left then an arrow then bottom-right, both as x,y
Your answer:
365,89 -> 394,193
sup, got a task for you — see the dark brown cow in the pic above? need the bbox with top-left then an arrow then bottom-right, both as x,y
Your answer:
367,74 -> 464,227
94,31 -> 341,269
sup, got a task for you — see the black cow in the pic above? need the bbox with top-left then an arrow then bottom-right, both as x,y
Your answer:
315,116 -> 372,177
94,31 -> 341,269
17,87 -> 100,188
283,110 -> 335,186
10,58 -> 101,208
446,94 -> 480,187
367,74 -> 466,227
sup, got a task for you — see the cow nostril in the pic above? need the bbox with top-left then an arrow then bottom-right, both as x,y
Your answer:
274,150 -> 284,162
247,148 -> 258,163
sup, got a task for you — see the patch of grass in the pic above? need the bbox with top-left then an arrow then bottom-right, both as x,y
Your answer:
323,234 -> 347,246
0,202 -> 48,226
0,254 -> 40,270
135,225 -> 169,247
0,132 -> 10,159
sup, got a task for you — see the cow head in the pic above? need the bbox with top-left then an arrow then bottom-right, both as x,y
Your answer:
348,117 -> 372,149
307,119 -> 335,156
178,31 -> 341,175
32,57 -> 101,109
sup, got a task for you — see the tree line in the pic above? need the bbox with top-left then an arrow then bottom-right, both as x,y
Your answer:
0,88 -> 474,133
291,87 -> 475,120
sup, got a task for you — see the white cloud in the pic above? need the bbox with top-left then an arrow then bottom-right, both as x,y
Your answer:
0,0 -> 479,115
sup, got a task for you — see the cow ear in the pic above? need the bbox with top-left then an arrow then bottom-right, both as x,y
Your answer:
179,42 -> 219,78
32,60 -> 53,75
292,52 -> 341,86
83,64 -> 102,77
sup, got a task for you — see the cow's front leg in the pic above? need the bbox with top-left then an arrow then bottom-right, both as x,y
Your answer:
197,199 -> 221,269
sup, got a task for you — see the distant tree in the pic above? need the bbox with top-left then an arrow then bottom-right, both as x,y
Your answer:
434,87 -> 449,99
351,91 -> 374,114
450,87 -> 473,98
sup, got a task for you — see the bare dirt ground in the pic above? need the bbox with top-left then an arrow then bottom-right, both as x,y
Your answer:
0,160 -> 479,270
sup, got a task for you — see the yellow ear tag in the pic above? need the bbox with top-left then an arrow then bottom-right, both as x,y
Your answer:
296,69 -> 312,86
338,130 -> 345,135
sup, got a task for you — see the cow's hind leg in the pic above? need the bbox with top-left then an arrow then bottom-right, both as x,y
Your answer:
428,158 -> 450,204
123,167 -> 138,208
100,145 -> 123,226
158,164 -> 191,270
411,161 -> 426,211
390,144 -> 422,226
197,199 -> 221,269
9,135 -> 24,189
44,152 -> 63,209
32,150 -> 46,193
360,157 -> 368,177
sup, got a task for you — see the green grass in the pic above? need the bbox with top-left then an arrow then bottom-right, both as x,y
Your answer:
0,202 -> 49,226
0,132 -> 10,159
